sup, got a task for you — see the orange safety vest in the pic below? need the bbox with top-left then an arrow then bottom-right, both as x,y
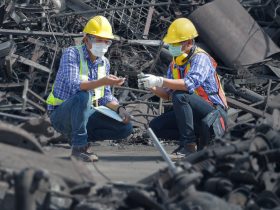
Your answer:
171,47 -> 228,109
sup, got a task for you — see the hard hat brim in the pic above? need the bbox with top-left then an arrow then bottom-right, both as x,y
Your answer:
163,33 -> 198,44
83,30 -> 115,40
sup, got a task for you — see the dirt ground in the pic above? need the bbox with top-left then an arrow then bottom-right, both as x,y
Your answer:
45,141 -> 177,185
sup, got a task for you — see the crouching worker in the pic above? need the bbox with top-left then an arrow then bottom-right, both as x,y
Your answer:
138,18 -> 228,160
46,16 -> 133,162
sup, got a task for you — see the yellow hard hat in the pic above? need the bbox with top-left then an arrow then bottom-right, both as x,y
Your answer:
163,18 -> 198,44
83,16 -> 114,39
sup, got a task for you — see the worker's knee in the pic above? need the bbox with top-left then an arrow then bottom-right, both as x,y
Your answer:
149,117 -> 159,131
149,117 -> 162,137
75,91 -> 91,109
172,91 -> 191,105
118,123 -> 133,139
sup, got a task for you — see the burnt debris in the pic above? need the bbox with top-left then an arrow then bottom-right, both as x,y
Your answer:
0,0 -> 280,209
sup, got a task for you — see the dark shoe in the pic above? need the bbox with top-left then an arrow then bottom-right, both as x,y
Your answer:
86,142 -> 97,153
170,143 -> 197,160
71,144 -> 98,162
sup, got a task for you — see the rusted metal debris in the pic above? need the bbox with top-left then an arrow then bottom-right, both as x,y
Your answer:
190,0 -> 280,67
0,0 -> 280,209
0,104 -> 280,210
0,0 -> 279,128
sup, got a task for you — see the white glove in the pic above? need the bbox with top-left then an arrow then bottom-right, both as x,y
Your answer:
137,74 -> 163,89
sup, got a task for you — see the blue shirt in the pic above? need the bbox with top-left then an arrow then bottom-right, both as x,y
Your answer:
47,45 -> 117,110
166,52 -> 224,107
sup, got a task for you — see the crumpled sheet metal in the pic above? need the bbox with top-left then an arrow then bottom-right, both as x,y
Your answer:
189,0 -> 280,68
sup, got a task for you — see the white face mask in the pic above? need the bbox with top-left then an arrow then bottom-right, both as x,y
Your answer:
90,42 -> 109,57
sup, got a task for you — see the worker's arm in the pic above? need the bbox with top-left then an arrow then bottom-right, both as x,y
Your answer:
60,47 -> 124,93
150,87 -> 171,100
138,75 -> 187,92
138,54 -> 212,93
80,75 -> 125,91
105,100 -> 120,111
106,101 -> 131,124
138,63 -> 187,93
162,78 -> 187,91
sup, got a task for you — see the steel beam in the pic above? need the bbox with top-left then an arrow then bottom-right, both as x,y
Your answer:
227,97 -> 272,119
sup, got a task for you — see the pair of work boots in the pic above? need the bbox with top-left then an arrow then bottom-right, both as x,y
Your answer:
170,142 -> 197,160
71,143 -> 98,162
70,142 -> 196,162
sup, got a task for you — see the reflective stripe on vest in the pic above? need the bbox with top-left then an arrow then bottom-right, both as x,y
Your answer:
171,47 -> 228,109
77,46 -> 105,101
46,45 -> 106,106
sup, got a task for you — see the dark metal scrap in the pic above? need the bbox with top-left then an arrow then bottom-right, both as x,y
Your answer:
189,0 -> 280,68
0,0 -> 279,209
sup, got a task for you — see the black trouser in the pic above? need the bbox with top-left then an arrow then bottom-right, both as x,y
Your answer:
149,91 -> 227,149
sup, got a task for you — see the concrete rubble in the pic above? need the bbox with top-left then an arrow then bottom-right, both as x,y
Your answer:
0,0 -> 280,209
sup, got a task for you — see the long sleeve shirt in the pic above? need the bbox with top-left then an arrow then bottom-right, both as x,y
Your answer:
47,44 -> 117,110
166,52 -> 224,107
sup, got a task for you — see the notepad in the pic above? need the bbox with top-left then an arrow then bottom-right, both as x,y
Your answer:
93,106 -> 123,122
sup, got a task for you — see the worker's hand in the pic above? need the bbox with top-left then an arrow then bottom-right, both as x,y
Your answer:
101,75 -> 125,86
117,106 -> 131,124
137,73 -> 163,89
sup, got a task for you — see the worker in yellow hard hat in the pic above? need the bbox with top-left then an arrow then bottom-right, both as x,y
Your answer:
138,18 -> 228,160
46,16 -> 132,162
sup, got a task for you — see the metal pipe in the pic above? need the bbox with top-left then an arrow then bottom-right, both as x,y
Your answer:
114,86 -> 150,93
29,2 -> 172,20
0,83 -> 24,88
121,101 -> 172,106
148,38 -> 165,73
0,104 -> 33,111
159,98 -> 163,115
146,126 -> 178,175
129,117 -> 178,175
0,112 -> 36,120
237,87 -> 265,103
28,89 -> 46,103
143,0 -> 155,38
22,79 -> 29,113
264,79 -> 272,114
0,29 -> 82,37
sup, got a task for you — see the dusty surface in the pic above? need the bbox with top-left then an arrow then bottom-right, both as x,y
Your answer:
45,141 -> 177,185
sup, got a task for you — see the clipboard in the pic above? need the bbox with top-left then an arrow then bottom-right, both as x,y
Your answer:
93,106 -> 123,122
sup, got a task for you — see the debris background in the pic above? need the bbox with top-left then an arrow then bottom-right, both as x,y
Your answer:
0,0 -> 280,210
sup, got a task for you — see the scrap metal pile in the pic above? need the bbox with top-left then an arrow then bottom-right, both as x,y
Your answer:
0,98 -> 280,210
0,0 -> 280,128
0,0 -> 280,209
0,0 -> 280,130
